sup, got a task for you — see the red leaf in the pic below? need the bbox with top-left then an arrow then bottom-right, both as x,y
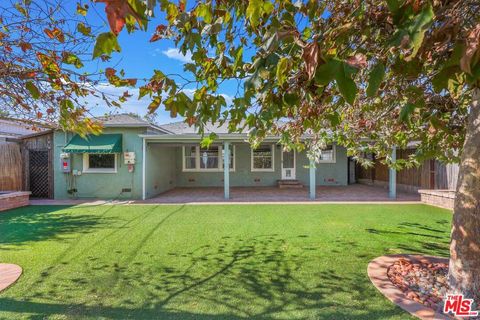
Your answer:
96,0 -> 143,36
150,24 -> 167,42
105,67 -> 116,78
19,42 -> 32,52
179,0 -> 186,12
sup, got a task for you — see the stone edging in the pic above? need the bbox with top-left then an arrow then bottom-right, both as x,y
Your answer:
368,254 -> 452,320
0,263 -> 22,293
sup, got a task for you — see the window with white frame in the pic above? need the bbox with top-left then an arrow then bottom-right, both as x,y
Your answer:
319,145 -> 336,163
182,145 -> 235,171
251,144 -> 274,171
83,153 -> 117,173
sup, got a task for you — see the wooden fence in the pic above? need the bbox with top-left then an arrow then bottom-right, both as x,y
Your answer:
0,142 -> 23,191
356,149 -> 459,192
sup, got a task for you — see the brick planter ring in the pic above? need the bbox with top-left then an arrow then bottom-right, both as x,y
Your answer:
368,255 -> 451,320
0,264 -> 22,293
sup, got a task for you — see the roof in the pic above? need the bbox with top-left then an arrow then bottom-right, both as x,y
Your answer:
96,114 -> 171,133
0,118 -> 49,138
159,121 -> 242,135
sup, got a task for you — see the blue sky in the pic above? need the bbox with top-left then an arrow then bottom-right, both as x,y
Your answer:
78,1 -> 237,125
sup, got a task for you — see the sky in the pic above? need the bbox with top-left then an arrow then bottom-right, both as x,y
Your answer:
76,1 -> 238,125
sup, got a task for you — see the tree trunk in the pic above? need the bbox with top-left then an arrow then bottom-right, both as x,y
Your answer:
448,88 -> 480,308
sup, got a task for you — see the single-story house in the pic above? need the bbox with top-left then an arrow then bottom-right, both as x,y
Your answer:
53,114 -> 366,200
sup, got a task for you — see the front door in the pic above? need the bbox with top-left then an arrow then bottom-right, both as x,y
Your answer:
281,150 -> 296,180
29,150 -> 49,198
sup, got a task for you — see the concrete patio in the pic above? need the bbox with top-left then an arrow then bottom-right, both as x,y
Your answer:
142,184 -> 420,204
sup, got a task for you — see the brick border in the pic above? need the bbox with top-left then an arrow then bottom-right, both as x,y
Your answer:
368,254 -> 452,320
0,264 -> 22,293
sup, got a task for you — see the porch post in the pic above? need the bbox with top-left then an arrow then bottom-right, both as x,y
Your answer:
309,159 -> 316,200
142,138 -> 146,200
389,146 -> 396,199
223,141 -> 230,200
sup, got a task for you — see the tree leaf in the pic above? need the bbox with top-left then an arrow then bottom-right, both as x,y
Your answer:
276,57 -> 289,86
407,3 -> 434,58
335,62 -> 357,105
366,62 -> 385,97
77,22 -> 91,36
25,81 -> 40,99
62,52 -> 84,68
196,3 -> 212,23
247,0 -> 273,27
400,102 -> 416,122
93,32 -> 121,59
315,59 -> 340,85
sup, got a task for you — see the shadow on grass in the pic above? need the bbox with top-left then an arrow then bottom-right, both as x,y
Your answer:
0,205 -> 114,247
0,234 -> 408,319
365,219 -> 450,257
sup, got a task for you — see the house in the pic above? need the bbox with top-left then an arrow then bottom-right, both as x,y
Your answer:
53,114 -> 353,200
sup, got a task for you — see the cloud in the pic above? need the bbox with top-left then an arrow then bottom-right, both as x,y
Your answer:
161,48 -> 193,63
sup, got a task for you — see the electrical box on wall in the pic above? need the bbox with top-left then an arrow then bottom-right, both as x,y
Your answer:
124,152 -> 135,164
60,153 -> 71,173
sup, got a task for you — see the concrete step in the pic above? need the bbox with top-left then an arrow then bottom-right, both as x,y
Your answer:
277,180 -> 303,188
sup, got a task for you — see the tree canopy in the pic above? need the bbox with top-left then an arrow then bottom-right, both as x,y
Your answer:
90,0 -> 479,168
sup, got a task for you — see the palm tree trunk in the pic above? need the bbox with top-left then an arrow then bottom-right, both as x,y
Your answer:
448,88 -> 480,307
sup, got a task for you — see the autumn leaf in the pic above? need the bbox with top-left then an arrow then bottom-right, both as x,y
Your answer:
303,41 -> 319,81
276,57 -> 290,86
460,24 -> 480,74
19,41 -> 32,52
76,2 -> 88,16
96,0 -> 144,36
150,24 -> 167,42
77,22 -> 91,36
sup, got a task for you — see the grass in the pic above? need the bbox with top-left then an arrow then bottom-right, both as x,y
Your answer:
0,204 -> 451,319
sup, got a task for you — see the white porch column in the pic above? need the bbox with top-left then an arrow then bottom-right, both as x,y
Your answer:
224,141 -> 230,200
309,159 -> 316,200
389,146 -> 396,199
142,138 -> 146,200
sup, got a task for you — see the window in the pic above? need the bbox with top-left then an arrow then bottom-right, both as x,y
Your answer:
184,146 -> 197,169
83,153 -> 117,173
251,144 -> 274,171
182,145 -> 235,171
319,145 -> 336,163
200,146 -> 219,169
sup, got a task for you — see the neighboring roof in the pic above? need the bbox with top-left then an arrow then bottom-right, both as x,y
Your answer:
159,121 -> 240,135
96,114 -> 171,134
0,118 -> 49,138
63,134 -> 123,153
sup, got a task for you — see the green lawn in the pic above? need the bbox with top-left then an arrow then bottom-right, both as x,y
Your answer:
0,204 -> 451,319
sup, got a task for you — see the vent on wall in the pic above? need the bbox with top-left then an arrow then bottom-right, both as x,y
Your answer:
188,178 -> 195,182
122,188 -> 132,193
254,178 -> 261,182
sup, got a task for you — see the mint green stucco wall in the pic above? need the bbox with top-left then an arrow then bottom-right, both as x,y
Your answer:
165,143 -> 348,189
145,146 -> 177,198
53,128 -> 144,199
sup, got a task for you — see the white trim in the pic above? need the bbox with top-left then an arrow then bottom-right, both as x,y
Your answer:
181,145 -> 236,172
82,153 -> 118,173
317,145 -> 336,163
142,138 -> 146,200
251,144 -> 275,172
281,149 -> 296,179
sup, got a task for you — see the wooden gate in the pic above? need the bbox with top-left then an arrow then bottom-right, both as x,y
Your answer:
28,150 -> 49,198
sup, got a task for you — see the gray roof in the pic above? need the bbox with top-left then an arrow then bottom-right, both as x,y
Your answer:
96,114 -> 170,133
0,118 -> 48,138
159,121 -> 241,135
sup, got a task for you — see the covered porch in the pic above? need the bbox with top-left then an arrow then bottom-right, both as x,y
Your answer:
141,184 -> 419,204
141,134 -> 400,202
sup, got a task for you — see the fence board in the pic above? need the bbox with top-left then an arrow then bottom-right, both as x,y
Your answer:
0,142 -> 23,191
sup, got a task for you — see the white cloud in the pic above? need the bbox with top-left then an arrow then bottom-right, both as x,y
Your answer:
161,48 -> 193,63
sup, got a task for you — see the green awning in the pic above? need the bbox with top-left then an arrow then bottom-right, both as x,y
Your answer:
63,134 -> 122,153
